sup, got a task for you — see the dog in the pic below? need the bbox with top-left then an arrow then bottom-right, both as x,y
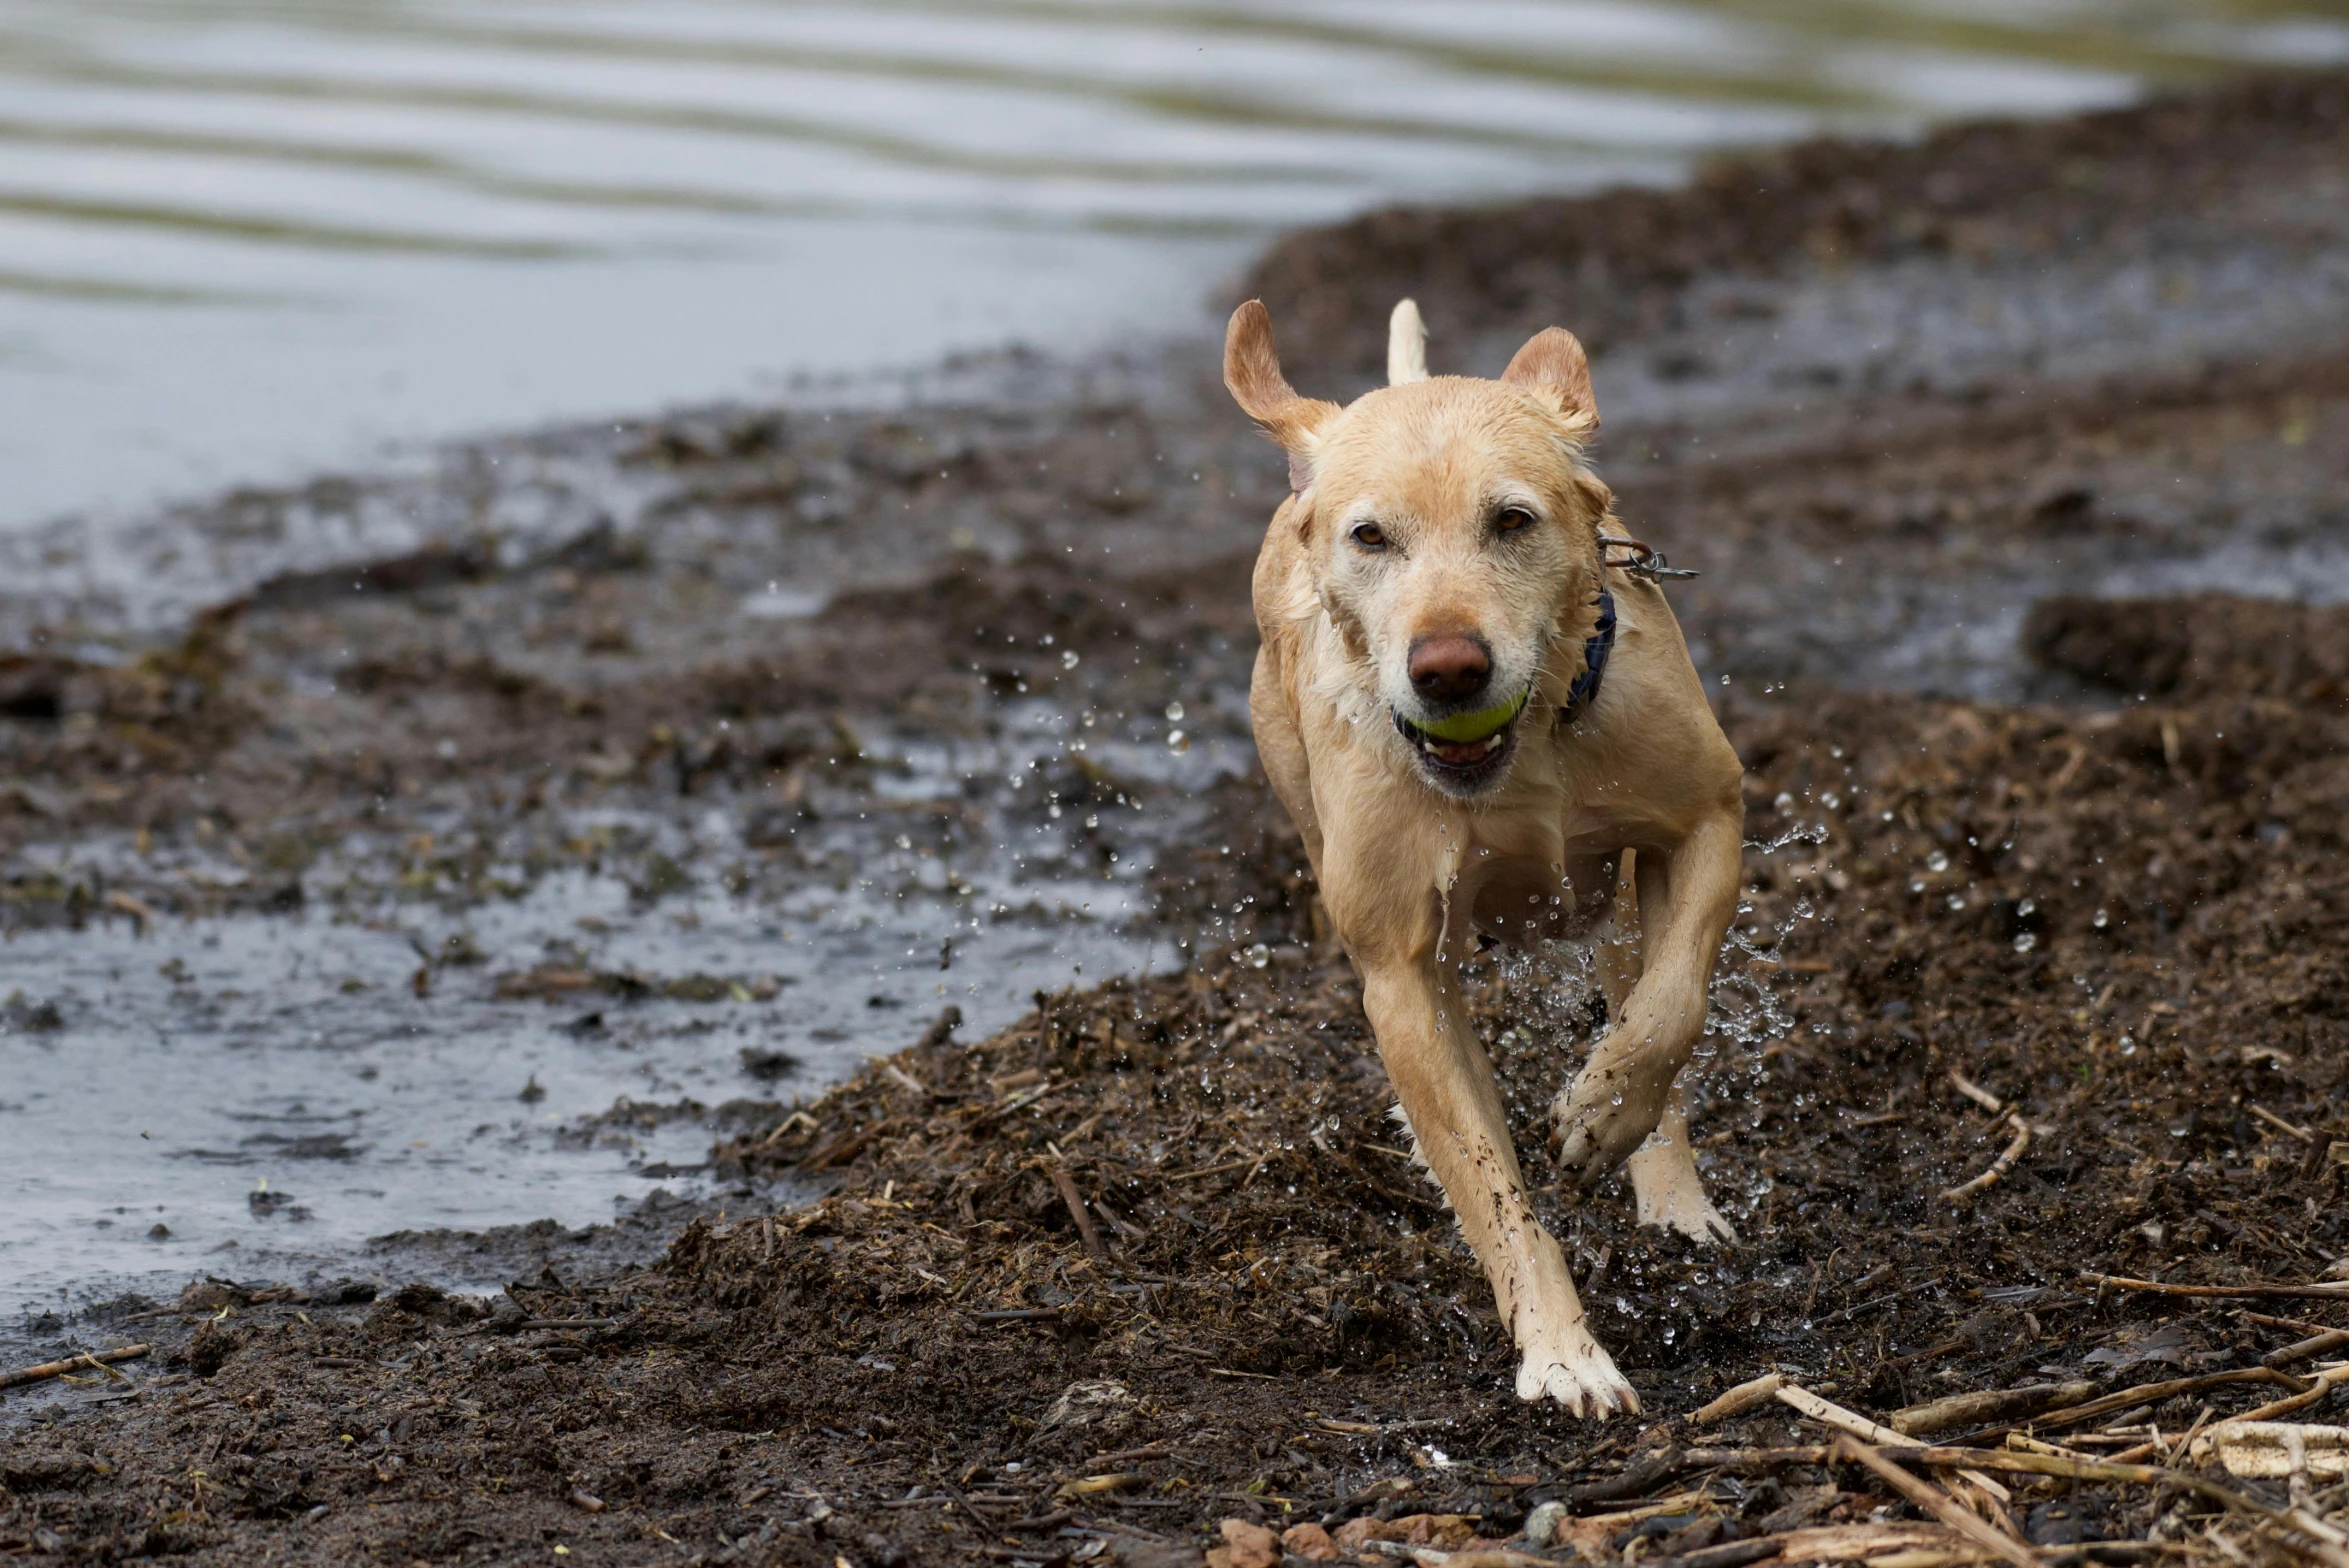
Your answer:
1226,297 -> 1745,1416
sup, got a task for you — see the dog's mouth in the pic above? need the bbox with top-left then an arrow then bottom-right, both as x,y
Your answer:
1393,686 -> 1531,790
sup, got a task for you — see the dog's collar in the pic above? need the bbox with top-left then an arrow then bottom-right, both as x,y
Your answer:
1558,588 -> 1615,726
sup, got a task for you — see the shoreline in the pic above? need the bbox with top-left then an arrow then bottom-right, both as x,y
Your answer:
4,69 -> 2349,1567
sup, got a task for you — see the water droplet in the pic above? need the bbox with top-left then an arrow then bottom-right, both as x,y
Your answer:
1166,729 -> 1189,753
1946,893 -> 1966,911
2012,933 -> 2038,953
1926,851 -> 1949,873
1246,943 -> 1270,970
1164,701 -> 1184,722
2093,908 -> 2110,928
1061,649 -> 1080,669
2017,897 -> 2036,916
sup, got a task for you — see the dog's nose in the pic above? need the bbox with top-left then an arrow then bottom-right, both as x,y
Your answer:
1408,636 -> 1492,703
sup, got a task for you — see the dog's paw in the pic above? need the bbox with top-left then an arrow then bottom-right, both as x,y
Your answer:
1550,1069 -> 1670,1187
1513,1331 -> 1639,1418
1638,1186 -> 1740,1247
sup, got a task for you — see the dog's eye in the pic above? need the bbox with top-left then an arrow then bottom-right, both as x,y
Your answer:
1495,506 -> 1537,534
1350,522 -> 1388,551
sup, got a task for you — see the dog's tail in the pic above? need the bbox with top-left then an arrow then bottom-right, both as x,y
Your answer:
1387,298 -> 1428,385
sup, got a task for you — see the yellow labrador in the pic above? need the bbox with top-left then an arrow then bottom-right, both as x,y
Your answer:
1226,298 -> 1745,1416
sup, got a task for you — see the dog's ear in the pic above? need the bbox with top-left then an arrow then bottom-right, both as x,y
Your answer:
1388,298 -> 1428,385
1225,301 -> 1338,492
1501,327 -> 1599,433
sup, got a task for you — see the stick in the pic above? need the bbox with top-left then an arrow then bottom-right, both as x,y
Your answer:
1050,1164 -> 1109,1258
1949,1070 -> 2006,1114
2111,1405 -> 2214,1467
1832,1437 -> 2041,1568
1943,1114 -> 2030,1203
1968,1368 -> 2312,1442
1778,1383 -> 1908,1445
2080,1272 -> 2349,1302
1778,1385 -> 2010,1501
0,1344 -> 150,1390
877,1060 -> 931,1097
2186,1363 -> 2349,1427
1693,1372 -> 1786,1425
1891,1382 -> 2098,1436
1879,1445 -> 2284,1520
1683,1446 -> 1831,1470
2247,1103 -> 2313,1142
2265,1330 -> 2349,1369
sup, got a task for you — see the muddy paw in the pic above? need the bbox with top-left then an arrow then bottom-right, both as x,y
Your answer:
1551,1069 -> 1670,1187
1513,1332 -> 1640,1418
1637,1187 -> 1740,1247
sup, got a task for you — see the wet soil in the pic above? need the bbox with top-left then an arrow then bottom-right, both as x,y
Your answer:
7,69 -> 2349,1568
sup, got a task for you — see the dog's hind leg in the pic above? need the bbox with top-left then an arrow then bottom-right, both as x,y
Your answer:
1591,856 -> 1737,1245
1553,812 -> 1742,1189
1625,1083 -> 1737,1244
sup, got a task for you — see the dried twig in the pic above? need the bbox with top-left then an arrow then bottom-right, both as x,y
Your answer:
1959,1368 -> 2315,1443
0,1344 -> 150,1390
1832,1437 -> 2042,1568
1778,1384 -> 2010,1502
1892,1382 -> 2099,1436
2247,1103 -> 2314,1142
2111,1405 -> 2216,1466
2081,1272 -> 2349,1303
1692,1372 -> 1787,1425
1777,1382 -> 1906,1445
2264,1328 -> 2349,1369
1949,1070 -> 2007,1114
1049,1164 -> 1109,1259
1683,1446 -> 1831,1470
875,1059 -> 932,1097
2188,1364 -> 2349,1427
1943,1114 -> 2031,1203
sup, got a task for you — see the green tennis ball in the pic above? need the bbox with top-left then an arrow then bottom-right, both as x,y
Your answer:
1413,687 -> 1530,745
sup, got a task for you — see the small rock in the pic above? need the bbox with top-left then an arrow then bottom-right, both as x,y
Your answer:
1524,1501 -> 1570,1548
2026,1500 -> 2088,1546
1207,1517 -> 1281,1568
1396,1515 -> 1477,1550
1282,1523 -> 1340,1561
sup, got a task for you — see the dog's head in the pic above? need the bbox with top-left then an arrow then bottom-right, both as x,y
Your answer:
1226,298 -> 1613,798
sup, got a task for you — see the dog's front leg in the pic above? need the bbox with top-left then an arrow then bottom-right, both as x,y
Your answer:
1359,955 -> 1638,1417
1553,812 -> 1742,1188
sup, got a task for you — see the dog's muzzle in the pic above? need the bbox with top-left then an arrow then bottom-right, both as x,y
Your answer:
1393,684 -> 1531,789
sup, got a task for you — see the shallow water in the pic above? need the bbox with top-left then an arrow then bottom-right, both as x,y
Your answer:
7,0 -> 2348,530
0,711 -> 1253,1321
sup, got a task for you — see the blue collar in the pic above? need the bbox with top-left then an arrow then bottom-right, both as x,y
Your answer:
1559,589 -> 1615,725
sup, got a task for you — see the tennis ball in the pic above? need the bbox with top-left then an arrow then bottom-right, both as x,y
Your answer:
1412,688 -> 1530,745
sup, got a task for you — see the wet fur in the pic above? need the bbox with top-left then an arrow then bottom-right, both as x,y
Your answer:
1225,299 -> 1746,1416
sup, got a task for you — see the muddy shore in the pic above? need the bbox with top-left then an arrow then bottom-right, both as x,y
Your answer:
6,70 -> 2349,1568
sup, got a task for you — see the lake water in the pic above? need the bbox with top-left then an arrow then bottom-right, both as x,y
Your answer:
6,0 -> 2348,533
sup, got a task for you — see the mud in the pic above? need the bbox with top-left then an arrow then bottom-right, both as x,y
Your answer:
7,69 -> 2349,1568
